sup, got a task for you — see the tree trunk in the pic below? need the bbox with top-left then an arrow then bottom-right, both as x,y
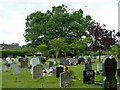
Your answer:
56,51 -> 59,60
99,50 -> 102,63
65,52 -> 66,57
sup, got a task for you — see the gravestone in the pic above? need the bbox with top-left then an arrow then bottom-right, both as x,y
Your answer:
31,57 -> 40,74
117,69 -> 120,84
83,70 -> 95,84
2,65 -> 7,71
60,58 -> 69,66
85,63 -> 92,70
49,61 -> 54,69
78,58 -> 85,64
21,59 -> 28,68
10,63 -> 17,69
97,63 -> 102,72
32,66 -> 43,79
56,67 -> 63,78
102,58 -> 117,89
85,57 -> 92,70
69,59 -> 74,65
13,65 -> 21,74
87,57 -> 91,65
19,58 -> 23,62
60,72 -> 71,87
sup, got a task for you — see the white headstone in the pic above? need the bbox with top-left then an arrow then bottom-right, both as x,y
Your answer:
30,58 -> 40,74
14,58 -> 19,63
2,65 -> 7,71
97,63 -> 102,72
69,59 -> 74,64
10,63 -> 17,69
6,57 -> 12,64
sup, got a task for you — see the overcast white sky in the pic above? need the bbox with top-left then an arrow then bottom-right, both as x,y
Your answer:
0,0 -> 119,46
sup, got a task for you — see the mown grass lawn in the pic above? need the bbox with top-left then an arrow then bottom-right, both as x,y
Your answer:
2,58 -> 120,88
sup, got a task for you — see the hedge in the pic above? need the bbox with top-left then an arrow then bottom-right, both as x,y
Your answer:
1,50 -> 32,58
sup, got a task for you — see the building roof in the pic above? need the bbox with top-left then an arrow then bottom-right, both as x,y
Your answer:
0,43 -> 19,50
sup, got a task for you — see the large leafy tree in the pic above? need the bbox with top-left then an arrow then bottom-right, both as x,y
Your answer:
86,22 -> 117,62
70,38 -> 88,56
24,4 -> 92,47
49,38 -> 66,59
36,44 -> 49,57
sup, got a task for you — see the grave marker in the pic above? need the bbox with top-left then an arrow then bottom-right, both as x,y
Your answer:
85,63 -> 92,70
97,63 -> 102,72
49,61 -> 54,69
2,65 -> 7,71
31,57 -> 40,74
69,59 -> 74,65
78,58 -> 85,64
60,72 -> 71,87
83,70 -> 95,84
60,58 -> 69,66
32,66 -> 43,79
21,58 -> 28,68
13,65 -> 21,75
102,58 -> 117,89
10,63 -> 17,69
56,67 -> 63,78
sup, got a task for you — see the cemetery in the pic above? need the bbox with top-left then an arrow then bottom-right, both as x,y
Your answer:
1,55 -> 120,88
1,3 -> 120,89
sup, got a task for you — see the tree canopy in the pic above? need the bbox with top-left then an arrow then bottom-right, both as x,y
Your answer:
86,22 -> 117,62
24,4 -> 92,47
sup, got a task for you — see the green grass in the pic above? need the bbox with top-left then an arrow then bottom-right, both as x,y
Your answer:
2,58 -> 120,88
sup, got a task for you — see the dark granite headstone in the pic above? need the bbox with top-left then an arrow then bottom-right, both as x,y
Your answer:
85,63 -> 92,70
87,57 -> 91,65
19,58 -> 23,62
83,70 -> 95,84
21,59 -> 28,68
118,69 -> 120,77
78,58 -> 85,64
49,61 -> 54,69
56,67 -> 63,78
102,58 -> 117,89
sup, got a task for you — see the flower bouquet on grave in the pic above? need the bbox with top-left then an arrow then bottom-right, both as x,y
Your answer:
64,66 -> 70,71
